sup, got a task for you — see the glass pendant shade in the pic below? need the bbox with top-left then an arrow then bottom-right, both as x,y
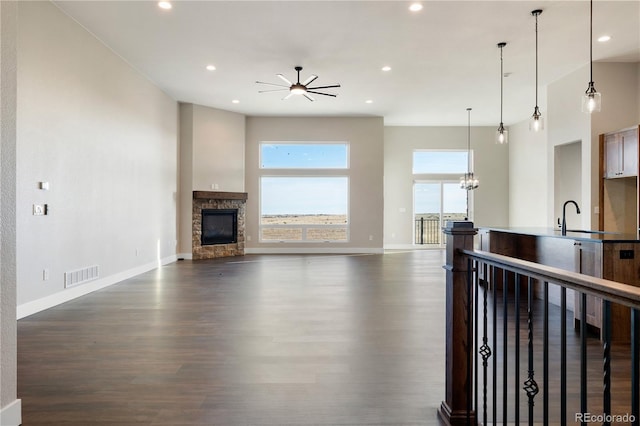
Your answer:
582,88 -> 601,113
496,124 -> 508,144
529,106 -> 544,132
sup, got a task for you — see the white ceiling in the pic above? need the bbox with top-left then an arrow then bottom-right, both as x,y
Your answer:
54,1 -> 640,126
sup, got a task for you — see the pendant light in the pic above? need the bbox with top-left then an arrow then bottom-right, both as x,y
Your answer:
460,108 -> 479,191
530,9 -> 544,132
582,0 -> 601,113
496,42 -> 508,144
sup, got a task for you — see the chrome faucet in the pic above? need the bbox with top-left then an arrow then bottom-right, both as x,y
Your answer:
561,200 -> 581,235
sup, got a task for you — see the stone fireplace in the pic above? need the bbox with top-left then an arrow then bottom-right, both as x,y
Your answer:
192,191 -> 247,259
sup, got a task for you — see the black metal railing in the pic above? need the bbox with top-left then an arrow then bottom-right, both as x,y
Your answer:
415,217 -> 441,245
462,249 -> 640,425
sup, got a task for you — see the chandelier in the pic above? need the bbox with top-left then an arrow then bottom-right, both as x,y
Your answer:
460,108 -> 479,190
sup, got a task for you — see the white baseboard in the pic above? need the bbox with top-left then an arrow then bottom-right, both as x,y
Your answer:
17,255 -> 177,320
0,399 -> 21,426
245,247 -> 384,254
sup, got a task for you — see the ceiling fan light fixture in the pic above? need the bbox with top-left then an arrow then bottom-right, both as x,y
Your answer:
290,84 -> 307,95
257,66 -> 340,101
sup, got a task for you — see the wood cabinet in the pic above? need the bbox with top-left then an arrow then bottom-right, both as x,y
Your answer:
603,127 -> 638,178
573,241 -> 640,341
573,241 -> 602,333
598,125 -> 640,235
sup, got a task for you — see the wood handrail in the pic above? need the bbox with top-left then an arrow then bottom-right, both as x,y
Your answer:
463,248 -> 640,310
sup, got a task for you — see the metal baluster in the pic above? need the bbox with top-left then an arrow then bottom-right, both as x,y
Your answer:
523,277 -> 539,425
467,258 -> 473,426
479,262 -> 492,426
514,274 -> 521,425
493,266 -> 498,425
503,269 -> 508,425
632,309 -> 639,426
474,261 -> 479,419
543,282 -> 549,426
560,287 -> 567,426
602,300 -> 611,426
580,293 -> 587,425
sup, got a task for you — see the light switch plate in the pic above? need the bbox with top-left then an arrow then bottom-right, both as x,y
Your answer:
33,204 -> 45,216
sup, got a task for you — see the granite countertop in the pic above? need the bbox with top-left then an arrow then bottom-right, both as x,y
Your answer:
478,226 -> 640,243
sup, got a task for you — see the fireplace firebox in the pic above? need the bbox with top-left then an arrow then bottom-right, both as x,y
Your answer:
201,209 -> 238,245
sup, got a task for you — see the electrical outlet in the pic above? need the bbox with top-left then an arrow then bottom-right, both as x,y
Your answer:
620,249 -> 634,259
369,235 -> 373,241
43,269 -> 49,281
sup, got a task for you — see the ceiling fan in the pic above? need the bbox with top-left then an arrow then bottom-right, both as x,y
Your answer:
256,66 -> 340,101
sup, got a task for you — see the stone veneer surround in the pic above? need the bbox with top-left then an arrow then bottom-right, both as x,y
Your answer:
192,191 -> 247,259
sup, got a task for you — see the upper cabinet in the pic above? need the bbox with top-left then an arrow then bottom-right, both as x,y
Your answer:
603,127 -> 638,179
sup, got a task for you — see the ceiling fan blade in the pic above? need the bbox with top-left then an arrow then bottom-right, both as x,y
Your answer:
256,81 -> 289,87
277,74 -> 293,85
307,84 -> 341,90
282,93 -> 294,100
304,93 -> 315,102
307,90 -> 337,97
302,75 -> 318,86
258,88 -> 289,93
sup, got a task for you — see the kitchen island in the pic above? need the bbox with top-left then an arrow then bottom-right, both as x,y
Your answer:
477,227 -> 640,341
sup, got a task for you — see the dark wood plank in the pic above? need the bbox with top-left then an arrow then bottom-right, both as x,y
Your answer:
17,251 -> 636,425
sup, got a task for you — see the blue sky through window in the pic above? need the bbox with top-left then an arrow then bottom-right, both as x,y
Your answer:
261,143 -> 348,168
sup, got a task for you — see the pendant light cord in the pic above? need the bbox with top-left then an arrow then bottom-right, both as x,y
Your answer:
467,108 -> 471,174
535,12 -> 539,108
500,45 -> 504,124
589,0 -> 593,83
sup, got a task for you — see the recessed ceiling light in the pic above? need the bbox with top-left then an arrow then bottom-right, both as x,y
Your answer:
409,3 -> 423,12
158,2 -> 172,10
206,65 -> 216,71
598,35 -> 611,43
365,100 -> 373,104
232,100 -> 240,104
381,66 -> 391,72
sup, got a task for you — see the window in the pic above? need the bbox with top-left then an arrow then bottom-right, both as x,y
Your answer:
413,150 -> 468,174
259,142 -> 350,243
261,143 -> 348,169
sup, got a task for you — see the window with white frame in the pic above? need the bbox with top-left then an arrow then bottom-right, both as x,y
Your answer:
259,143 -> 349,242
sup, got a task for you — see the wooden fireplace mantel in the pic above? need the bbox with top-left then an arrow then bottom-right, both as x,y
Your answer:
193,191 -> 248,201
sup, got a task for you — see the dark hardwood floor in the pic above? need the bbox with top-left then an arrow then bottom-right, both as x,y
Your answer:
17,251 -> 636,425
18,251 -> 448,425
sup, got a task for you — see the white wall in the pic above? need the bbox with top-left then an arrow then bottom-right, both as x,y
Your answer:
0,2 -> 20,424
177,103 -> 245,256
245,116 -> 384,252
16,2 -> 178,316
384,126 -> 509,247
547,65 -> 592,229
508,120 -> 548,227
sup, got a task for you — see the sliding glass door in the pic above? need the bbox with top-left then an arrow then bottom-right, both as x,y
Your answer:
414,181 -> 467,246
